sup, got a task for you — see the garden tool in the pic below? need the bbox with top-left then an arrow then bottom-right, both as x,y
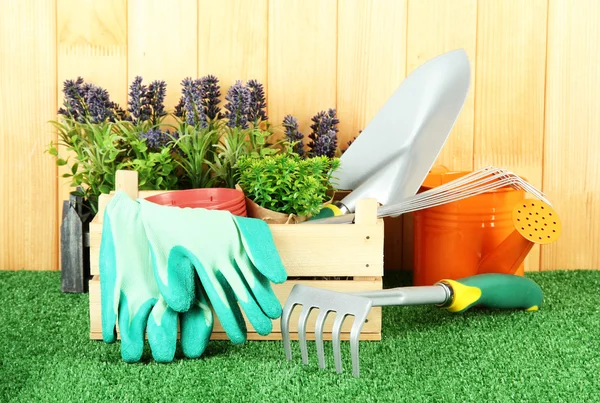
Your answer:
281,273 -> 544,378
477,199 -> 562,274
311,49 -> 471,220
306,166 -> 550,224
138,197 -> 287,345
382,166 -> 551,214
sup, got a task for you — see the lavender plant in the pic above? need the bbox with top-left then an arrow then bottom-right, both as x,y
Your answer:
307,108 -> 339,158
174,77 -> 208,128
48,118 -> 126,213
246,79 -> 268,124
200,75 -> 222,120
113,122 -> 180,191
50,77 -> 131,212
127,76 -> 150,123
224,80 -> 251,129
58,77 -> 125,123
282,115 -> 305,157
138,127 -> 173,150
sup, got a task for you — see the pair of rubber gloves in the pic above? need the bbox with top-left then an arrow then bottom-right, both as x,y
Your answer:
99,190 -> 287,363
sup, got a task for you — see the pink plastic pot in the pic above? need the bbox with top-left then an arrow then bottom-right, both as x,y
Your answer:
145,188 -> 245,209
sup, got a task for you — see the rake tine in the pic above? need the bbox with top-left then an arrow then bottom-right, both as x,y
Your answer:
314,310 -> 329,369
350,303 -> 372,378
332,314 -> 347,374
281,301 -> 296,360
298,306 -> 313,365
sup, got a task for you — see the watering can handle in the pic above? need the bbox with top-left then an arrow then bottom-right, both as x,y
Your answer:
437,274 -> 543,313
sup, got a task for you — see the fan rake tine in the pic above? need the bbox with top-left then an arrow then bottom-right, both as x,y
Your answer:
332,314 -> 346,374
350,306 -> 372,378
280,285 -> 374,378
298,306 -> 313,365
314,310 -> 329,369
281,301 -> 296,361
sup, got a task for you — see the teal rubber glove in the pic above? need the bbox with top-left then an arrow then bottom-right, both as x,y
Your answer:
138,198 -> 288,344
99,191 -> 213,362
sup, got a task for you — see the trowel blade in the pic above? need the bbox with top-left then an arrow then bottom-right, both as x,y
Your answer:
335,49 -> 471,206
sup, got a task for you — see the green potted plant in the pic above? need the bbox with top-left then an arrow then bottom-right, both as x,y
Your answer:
236,151 -> 340,224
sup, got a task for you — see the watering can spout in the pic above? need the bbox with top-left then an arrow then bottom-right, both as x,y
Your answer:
477,200 -> 562,275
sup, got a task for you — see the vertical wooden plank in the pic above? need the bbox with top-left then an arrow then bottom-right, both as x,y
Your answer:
402,0 -> 477,272
198,0 -> 267,93
56,0 -> 127,224
543,0 -> 600,270
337,0 -> 407,271
406,0 -> 477,172
57,0 -> 128,106
337,0 -> 407,146
0,0 -> 57,270
268,0 -> 337,131
128,0 -> 197,113
474,0 -> 548,272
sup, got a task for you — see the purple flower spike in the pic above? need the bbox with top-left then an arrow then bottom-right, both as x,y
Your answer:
175,77 -> 208,128
147,80 -> 167,122
246,79 -> 268,124
128,76 -> 149,123
282,114 -> 305,157
128,76 -> 167,124
58,77 -> 121,123
58,77 -> 86,120
139,128 -> 172,150
224,80 -> 251,129
308,108 -> 339,158
82,83 -> 114,123
200,75 -> 222,120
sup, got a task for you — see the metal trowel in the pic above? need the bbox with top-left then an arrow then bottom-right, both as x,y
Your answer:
310,49 -> 471,220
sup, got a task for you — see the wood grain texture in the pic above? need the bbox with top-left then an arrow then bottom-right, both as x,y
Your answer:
406,0 -> 477,171
198,0 -> 267,97
57,0 -> 128,105
337,0 -> 407,147
268,0 -> 337,135
56,0 -> 127,255
337,0 -> 407,270
128,0 -> 198,114
542,0 -> 600,270
474,0 -> 548,271
0,0 -> 57,270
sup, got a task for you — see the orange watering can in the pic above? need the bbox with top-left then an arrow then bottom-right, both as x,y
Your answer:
413,167 -> 562,286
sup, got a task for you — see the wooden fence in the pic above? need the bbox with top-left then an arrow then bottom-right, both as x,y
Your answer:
1,0 -> 598,271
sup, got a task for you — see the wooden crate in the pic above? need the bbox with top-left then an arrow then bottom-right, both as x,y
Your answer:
89,170 -> 384,341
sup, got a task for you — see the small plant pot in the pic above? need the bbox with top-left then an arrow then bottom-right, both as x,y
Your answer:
244,197 -> 308,224
145,188 -> 245,209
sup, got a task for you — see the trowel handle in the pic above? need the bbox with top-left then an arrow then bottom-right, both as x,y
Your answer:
309,201 -> 349,221
437,274 -> 543,313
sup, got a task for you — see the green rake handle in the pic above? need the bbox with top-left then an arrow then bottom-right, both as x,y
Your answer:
437,273 -> 544,313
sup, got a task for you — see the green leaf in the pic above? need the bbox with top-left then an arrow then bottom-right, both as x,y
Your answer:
56,158 -> 68,166
71,163 -> 79,175
99,184 -> 112,194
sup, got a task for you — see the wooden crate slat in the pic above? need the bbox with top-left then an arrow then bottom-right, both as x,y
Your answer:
89,276 -> 382,341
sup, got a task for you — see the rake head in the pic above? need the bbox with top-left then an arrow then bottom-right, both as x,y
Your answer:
281,284 -> 373,378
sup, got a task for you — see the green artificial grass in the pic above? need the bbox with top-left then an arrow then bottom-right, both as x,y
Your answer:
1,270 -> 599,402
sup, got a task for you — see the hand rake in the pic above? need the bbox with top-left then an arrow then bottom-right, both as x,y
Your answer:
281,273 -> 544,378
